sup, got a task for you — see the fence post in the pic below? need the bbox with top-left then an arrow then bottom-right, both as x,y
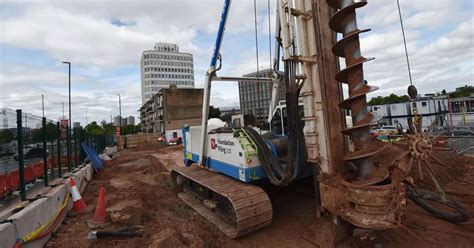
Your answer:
79,128 -> 85,162
50,139 -> 55,179
16,110 -> 26,201
124,133 -> 127,149
74,127 -> 78,168
57,122 -> 62,178
66,124 -> 72,172
42,117 -> 48,186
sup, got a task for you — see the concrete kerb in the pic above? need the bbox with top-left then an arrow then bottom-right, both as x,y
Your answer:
0,163 -> 93,248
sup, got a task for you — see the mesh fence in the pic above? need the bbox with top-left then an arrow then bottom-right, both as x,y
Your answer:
0,107 -> 113,204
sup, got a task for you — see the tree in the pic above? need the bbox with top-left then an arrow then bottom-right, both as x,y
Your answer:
368,94 -> 410,105
0,129 -> 14,144
451,85 -> 473,98
30,122 -> 57,143
208,105 -> 221,119
122,124 -> 141,135
84,121 -> 104,135
368,96 -> 385,105
103,124 -> 115,135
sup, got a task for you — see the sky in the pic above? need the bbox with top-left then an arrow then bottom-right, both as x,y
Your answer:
0,0 -> 472,126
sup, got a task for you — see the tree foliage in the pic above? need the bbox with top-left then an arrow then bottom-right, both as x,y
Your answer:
85,121 -> 104,135
368,94 -> 410,105
122,125 -> 141,135
368,84 -> 473,105
208,105 -> 221,119
84,122 -> 140,136
103,124 -> 115,135
450,85 -> 473,98
30,122 -> 58,143
0,129 -> 14,144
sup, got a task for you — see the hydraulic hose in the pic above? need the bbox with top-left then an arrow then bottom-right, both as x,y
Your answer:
243,61 -> 307,186
406,186 -> 470,223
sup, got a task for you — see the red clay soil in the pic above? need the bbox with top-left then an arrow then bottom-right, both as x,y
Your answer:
46,143 -> 474,248
368,142 -> 474,248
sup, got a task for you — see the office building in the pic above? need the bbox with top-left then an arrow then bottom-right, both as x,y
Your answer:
238,69 -> 286,125
126,116 -> 135,126
113,116 -> 121,127
140,42 -> 195,103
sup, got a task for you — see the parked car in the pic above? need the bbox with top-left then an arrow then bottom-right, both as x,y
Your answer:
167,137 -> 182,145
13,148 -> 48,161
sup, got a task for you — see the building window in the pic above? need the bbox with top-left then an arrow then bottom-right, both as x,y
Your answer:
421,101 -> 427,107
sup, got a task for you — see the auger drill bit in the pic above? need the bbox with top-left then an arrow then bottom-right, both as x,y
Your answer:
327,0 -> 382,180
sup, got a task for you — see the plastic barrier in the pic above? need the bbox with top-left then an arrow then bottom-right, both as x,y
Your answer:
33,162 -> 44,178
25,166 -> 35,184
0,174 -> 7,198
7,170 -> 19,192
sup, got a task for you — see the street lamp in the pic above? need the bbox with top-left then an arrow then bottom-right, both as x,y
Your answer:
116,94 -> 125,148
85,107 -> 88,126
62,61 -> 72,172
116,94 -> 122,127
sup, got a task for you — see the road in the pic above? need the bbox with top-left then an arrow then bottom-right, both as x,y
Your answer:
0,157 -> 43,174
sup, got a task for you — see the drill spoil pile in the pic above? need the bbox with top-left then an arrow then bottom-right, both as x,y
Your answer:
46,144 -> 474,248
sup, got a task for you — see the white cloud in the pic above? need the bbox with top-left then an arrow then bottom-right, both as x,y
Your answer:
0,0 -> 472,125
362,16 -> 473,96
0,63 -> 142,124
1,5 -> 194,67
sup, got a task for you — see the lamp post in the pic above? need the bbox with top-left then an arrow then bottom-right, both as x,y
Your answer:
62,61 -> 72,171
116,94 -> 122,127
85,107 -> 88,126
116,94 -> 124,148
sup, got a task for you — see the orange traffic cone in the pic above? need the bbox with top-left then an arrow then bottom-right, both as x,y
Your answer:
69,177 -> 87,213
88,187 -> 109,228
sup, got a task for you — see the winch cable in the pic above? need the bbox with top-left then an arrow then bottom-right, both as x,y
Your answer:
243,61 -> 307,186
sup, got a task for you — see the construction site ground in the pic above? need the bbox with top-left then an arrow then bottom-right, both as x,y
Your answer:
46,144 -> 474,248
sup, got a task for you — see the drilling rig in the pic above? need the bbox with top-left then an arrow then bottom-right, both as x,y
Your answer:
170,0 -> 466,241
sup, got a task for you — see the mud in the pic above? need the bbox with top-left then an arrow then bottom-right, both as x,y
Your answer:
46,143 -> 474,248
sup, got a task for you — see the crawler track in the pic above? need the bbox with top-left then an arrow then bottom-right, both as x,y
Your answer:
171,166 -> 273,238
